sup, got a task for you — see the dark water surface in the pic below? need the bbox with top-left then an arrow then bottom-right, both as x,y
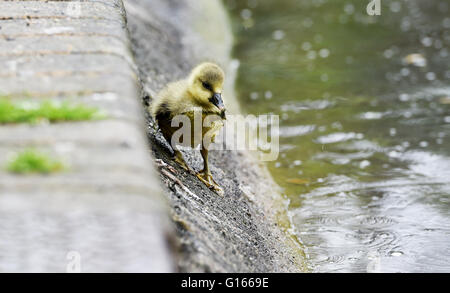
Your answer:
225,0 -> 450,272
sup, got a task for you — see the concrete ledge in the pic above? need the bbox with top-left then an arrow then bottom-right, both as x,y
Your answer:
0,1 -> 124,20
0,0 -> 173,272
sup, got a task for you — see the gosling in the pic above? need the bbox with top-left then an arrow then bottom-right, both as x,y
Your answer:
150,62 -> 226,193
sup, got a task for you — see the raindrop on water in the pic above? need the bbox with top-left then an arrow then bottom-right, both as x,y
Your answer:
401,18 -> 411,31
443,18 -> 450,29
359,160 -> 371,169
240,9 -> 252,19
331,122 -> 343,130
344,3 -> 354,15
362,112 -> 382,120
250,92 -> 259,100
421,37 -> 433,47
425,72 -> 436,81
384,49 -> 394,59
388,151 -> 401,158
419,141 -> 429,148
390,1 -> 401,13
399,93 -> 410,102
301,42 -> 312,51
400,68 -> 410,76
319,48 -> 330,58
272,30 -> 285,40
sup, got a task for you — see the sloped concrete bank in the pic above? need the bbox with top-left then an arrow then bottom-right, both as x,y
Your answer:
123,0 -> 307,272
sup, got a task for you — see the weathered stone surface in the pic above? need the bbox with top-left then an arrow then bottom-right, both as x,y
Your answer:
0,192 -> 170,273
0,72 -> 137,97
3,93 -> 143,122
0,35 -> 132,61
0,53 -> 140,120
0,120 -> 145,147
0,54 -> 134,76
0,0 -> 173,272
0,1 -> 123,20
0,18 -> 128,45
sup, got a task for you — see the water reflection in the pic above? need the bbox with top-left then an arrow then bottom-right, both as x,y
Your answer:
226,0 -> 450,272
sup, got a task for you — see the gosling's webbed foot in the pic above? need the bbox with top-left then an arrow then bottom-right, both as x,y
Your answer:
196,170 -> 223,195
173,152 -> 195,175
174,156 -> 189,170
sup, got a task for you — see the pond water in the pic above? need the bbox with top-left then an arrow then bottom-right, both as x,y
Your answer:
225,0 -> 450,272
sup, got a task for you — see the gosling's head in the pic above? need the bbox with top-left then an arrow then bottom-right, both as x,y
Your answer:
188,62 -> 226,119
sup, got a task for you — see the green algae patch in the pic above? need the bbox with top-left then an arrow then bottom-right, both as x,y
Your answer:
7,149 -> 65,174
0,99 -> 105,124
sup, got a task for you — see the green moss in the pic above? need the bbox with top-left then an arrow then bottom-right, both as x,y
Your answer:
0,98 -> 105,124
7,149 -> 64,174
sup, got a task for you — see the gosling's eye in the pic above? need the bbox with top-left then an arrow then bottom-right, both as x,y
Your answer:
202,82 -> 212,91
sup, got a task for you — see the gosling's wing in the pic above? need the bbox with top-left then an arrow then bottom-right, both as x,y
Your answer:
150,80 -> 188,119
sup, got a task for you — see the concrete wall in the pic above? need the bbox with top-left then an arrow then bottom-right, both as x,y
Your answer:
0,0 -> 174,273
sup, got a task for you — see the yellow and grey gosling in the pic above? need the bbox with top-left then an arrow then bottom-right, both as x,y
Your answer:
150,62 -> 226,194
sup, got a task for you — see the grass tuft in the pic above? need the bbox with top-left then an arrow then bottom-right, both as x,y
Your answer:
7,149 -> 65,174
0,98 -> 105,124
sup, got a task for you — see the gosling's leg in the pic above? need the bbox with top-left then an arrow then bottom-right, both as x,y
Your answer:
196,148 -> 223,194
173,150 -> 194,174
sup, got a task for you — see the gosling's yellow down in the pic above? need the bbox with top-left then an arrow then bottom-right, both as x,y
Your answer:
150,62 -> 226,193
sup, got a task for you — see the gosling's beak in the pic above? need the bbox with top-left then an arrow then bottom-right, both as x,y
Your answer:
211,93 -> 226,119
